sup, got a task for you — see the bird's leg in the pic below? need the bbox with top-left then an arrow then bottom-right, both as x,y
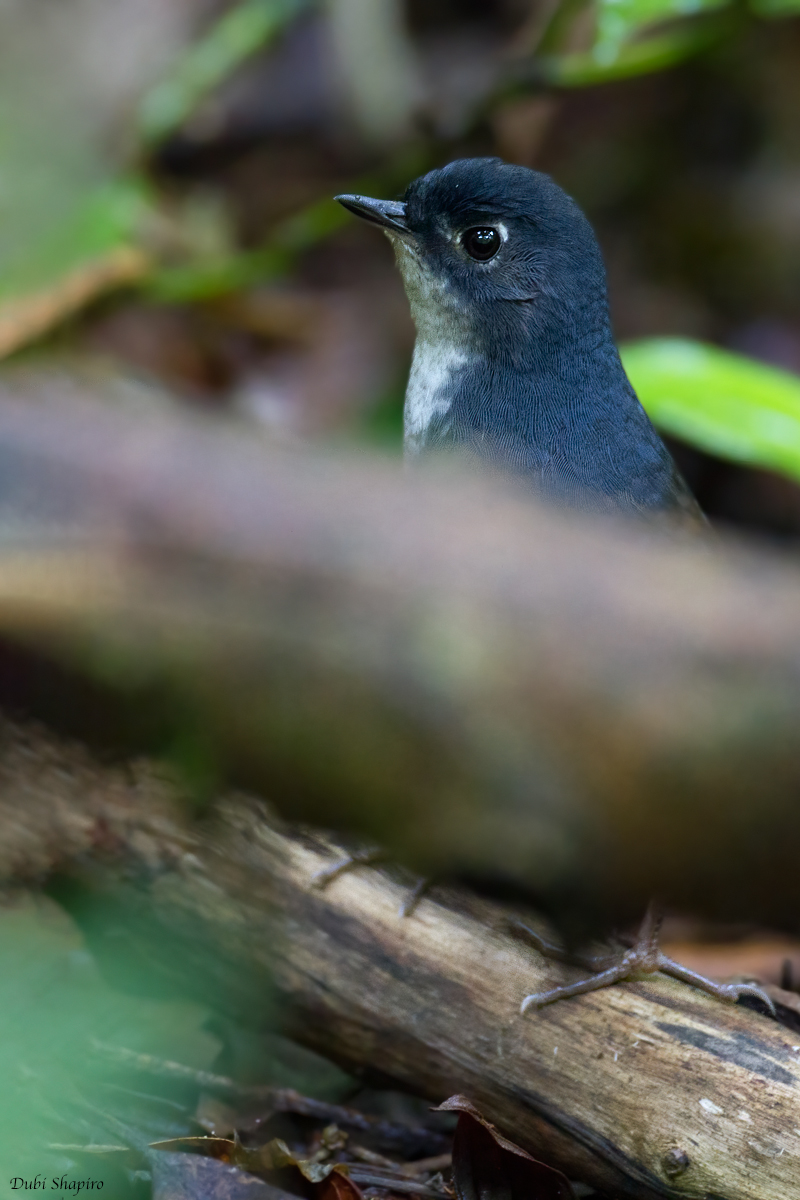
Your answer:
657,956 -> 777,1010
312,849 -> 431,919
516,902 -> 776,1016
509,918 -> 622,972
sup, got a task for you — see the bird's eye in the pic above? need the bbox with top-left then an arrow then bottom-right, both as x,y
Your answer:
461,227 -> 501,262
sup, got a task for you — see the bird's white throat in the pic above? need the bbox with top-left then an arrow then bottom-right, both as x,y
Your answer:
390,235 -> 474,455
404,340 -> 470,454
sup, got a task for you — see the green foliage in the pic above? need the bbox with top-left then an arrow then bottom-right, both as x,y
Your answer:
622,337 -> 800,482
148,148 -> 430,303
0,893 -> 349,1184
138,0 -> 312,146
0,1 -> 315,329
594,0 -> 728,63
0,896 -> 218,1183
0,179 -> 151,304
540,20 -> 725,85
144,197 -> 345,303
0,0 -> 160,333
750,0 -> 800,14
539,0 -> 800,86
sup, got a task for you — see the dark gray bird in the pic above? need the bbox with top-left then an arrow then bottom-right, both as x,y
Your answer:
336,157 -> 702,522
325,163 -> 753,1015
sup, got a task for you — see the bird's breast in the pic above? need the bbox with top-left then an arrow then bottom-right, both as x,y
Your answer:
404,340 -> 473,455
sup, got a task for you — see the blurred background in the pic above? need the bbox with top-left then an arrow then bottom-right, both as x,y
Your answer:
5,0 -> 800,1191
5,0 -> 800,536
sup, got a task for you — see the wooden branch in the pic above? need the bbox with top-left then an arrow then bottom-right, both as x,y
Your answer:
3,718 -> 800,1200
0,390 -> 798,930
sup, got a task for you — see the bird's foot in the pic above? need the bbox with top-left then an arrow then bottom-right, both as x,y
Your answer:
312,848 -> 429,919
514,903 -> 776,1016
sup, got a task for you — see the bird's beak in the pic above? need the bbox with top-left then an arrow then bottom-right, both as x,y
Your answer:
335,194 -> 409,236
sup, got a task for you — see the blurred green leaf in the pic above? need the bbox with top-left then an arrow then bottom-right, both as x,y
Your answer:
750,0 -> 800,14
530,0 -> 788,87
0,0 -> 182,355
147,148 -> 429,303
593,0 -> 728,64
0,179 -> 152,305
540,19 -> 724,85
138,0 -> 312,146
622,337 -> 800,482
146,197 -> 350,303
0,896 -> 218,1183
533,0 -> 737,86
0,179 -> 155,361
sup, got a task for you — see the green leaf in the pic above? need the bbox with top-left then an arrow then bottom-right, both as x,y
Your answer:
593,0 -> 728,64
147,148 -> 430,303
138,0 -> 311,146
540,19 -> 723,85
621,337 -> 800,482
0,0 -> 186,354
543,0 -> 800,88
0,179 -> 152,305
750,0 -> 800,15
0,896 -> 219,1183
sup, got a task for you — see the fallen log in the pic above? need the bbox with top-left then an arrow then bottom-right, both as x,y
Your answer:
0,390 -> 799,929
3,718 -> 800,1200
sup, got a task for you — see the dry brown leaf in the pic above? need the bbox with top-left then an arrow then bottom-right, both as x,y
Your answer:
434,1097 -> 573,1200
0,246 -> 151,360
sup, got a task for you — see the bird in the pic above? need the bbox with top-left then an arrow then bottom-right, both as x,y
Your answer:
336,156 -> 703,523
331,161 -> 776,1016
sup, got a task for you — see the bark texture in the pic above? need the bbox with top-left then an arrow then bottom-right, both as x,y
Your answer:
2,719 -> 800,1200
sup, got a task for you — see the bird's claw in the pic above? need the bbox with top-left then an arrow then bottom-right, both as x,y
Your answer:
516,904 -> 777,1017
710,981 -> 776,1017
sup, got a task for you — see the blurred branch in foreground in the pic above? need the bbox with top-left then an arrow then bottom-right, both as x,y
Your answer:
0,386 -> 799,932
1,719 -> 798,1200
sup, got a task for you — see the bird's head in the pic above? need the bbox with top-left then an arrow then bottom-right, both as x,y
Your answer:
336,157 -> 609,354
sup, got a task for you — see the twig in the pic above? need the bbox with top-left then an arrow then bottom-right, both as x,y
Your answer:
90,1040 -> 449,1158
348,1169 -> 447,1197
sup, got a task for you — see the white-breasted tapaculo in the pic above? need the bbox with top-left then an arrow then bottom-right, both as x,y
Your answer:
336,157 -> 701,520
